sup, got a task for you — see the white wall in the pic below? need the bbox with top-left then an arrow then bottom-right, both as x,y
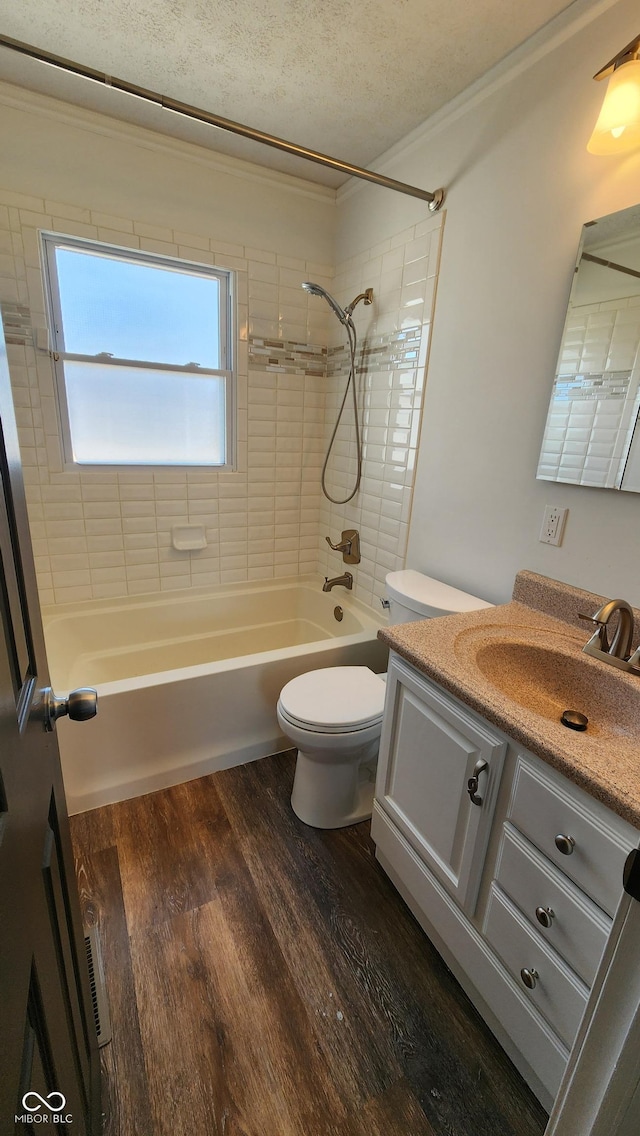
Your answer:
336,0 -> 640,606
5,0 -> 640,611
0,87 -> 335,259
317,214 -> 443,608
0,83 -> 449,612
0,87 -> 336,603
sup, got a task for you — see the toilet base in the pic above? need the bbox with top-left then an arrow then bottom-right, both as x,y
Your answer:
290,743 -> 378,829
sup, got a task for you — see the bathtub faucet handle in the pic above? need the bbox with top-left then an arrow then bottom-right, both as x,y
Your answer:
43,686 -> 98,732
325,529 -> 360,565
326,533 -> 352,553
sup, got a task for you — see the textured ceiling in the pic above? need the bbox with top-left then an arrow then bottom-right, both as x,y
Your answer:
0,0 -> 579,186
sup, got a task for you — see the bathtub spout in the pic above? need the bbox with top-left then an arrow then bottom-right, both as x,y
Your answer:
323,572 -> 353,592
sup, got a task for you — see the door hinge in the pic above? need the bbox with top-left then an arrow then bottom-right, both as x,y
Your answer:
623,847 -> 640,901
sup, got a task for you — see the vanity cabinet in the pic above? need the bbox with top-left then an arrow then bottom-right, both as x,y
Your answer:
371,653 -> 638,1109
375,658 -> 506,909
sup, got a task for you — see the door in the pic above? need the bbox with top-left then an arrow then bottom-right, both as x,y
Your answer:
546,857 -> 640,1136
375,654 -> 506,911
0,325 -> 101,1131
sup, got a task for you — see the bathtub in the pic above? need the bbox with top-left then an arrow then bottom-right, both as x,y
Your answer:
42,575 -> 388,814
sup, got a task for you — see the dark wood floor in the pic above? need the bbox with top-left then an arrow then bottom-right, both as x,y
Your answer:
70,751 -> 548,1136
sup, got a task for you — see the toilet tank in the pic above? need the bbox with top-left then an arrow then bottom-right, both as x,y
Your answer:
385,569 -> 493,623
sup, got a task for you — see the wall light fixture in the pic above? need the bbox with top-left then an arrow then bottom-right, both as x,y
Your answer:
588,34 -> 640,154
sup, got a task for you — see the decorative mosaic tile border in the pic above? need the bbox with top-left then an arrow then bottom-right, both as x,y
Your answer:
1,314 -> 424,381
1,301 -> 33,347
553,371 -> 631,401
248,336 -> 326,377
327,327 -> 423,377
361,328 -> 423,373
248,327 -> 424,380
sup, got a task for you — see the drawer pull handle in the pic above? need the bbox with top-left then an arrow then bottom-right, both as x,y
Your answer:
535,906 -> 555,928
467,759 -> 489,805
520,967 -> 539,990
555,834 -> 576,856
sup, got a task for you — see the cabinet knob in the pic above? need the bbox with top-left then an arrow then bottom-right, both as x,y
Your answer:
520,967 -> 539,990
535,906 -> 555,928
555,834 -> 575,856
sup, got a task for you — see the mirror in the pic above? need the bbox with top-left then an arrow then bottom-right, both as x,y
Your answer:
537,203 -> 640,491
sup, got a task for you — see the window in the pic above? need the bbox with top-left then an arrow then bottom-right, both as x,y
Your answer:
41,233 -> 234,468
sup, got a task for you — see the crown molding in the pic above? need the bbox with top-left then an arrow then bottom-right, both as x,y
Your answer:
337,0 -> 624,204
0,80 -> 337,205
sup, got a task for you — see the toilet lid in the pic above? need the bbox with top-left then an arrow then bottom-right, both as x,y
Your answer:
279,666 -> 386,729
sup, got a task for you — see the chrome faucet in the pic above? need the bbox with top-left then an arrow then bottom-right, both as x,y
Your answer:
323,572 -> 353,592
579,598 -> 637,669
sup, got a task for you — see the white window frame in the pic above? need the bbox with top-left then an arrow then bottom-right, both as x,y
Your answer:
40,231 -> 236,472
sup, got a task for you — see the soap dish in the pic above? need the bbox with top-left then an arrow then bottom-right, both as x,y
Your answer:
172,524 -> 207,551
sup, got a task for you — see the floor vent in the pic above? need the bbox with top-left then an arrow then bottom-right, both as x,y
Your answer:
84,927 -> 112,1048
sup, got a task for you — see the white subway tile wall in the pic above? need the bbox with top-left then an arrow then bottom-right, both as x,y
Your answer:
538,298 -> 640,487
0,185 -> 442,609
317,213 -> 443,608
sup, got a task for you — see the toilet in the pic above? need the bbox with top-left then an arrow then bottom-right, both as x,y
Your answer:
277,569 -> 493,829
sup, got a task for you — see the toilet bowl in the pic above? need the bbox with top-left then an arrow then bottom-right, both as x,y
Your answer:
277,666 -> 385,829
278,570 -> 493,829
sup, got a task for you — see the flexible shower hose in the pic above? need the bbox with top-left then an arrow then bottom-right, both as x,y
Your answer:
321,316 -> 362,504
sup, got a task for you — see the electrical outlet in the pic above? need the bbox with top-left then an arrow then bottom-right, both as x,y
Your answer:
539,506 -> 568,547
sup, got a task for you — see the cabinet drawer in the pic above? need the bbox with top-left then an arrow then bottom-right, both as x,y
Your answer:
507,756 -> 636,917
484,884 -> 588,1049
495,824 -> 611,986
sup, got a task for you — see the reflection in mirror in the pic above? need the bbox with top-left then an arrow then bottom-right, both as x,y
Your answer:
537,203 -> 640,491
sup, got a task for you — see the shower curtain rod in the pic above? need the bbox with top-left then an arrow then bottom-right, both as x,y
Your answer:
0,35 -> 445,210
582,252 -> 640,281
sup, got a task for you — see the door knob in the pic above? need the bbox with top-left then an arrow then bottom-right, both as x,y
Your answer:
44,687 -> 98,732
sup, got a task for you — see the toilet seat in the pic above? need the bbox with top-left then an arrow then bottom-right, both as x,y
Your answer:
278,666 -> 386,733
277,704 -> 383,737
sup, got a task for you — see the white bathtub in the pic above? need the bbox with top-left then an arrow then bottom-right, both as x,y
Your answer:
43,576 -> 387,814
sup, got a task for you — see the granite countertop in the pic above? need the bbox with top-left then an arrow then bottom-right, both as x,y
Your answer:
378,570 -> 640,830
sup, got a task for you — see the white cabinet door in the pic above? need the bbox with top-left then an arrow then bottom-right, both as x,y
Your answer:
375,654 -> 506,911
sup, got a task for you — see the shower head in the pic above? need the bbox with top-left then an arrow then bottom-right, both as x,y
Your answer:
302,281 -> 374,326
302,281 -> 349,326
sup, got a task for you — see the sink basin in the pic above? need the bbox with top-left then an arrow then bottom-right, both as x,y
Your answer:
470,639 -> 640,738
